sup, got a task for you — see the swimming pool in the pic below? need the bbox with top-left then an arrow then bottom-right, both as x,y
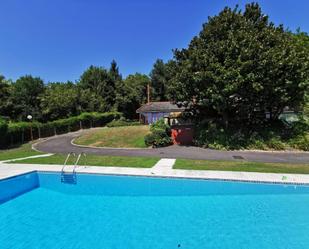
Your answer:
1,172 -> 309,249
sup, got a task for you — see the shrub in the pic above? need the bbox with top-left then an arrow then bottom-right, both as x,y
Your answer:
144,133 -> 156,147
150,118 -> 171,133
289,136 -> 309,151
265,137 -> 286,150
0,119 -> 8,148
144,119 -> 172,147
106,119 -> 140,127
247,139 -> 268,150
194,119 -> 309,151
144,130 -> 172,148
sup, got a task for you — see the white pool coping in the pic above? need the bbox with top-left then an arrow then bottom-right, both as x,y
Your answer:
1,162 -> 309,185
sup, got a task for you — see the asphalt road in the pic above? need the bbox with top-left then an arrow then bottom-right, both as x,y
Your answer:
34,130 -> 309,164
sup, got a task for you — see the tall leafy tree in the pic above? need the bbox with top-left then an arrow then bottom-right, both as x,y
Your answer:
0,75 -> 14,118
116,73 -> 149,119
294,30 -> 309,116
40,82 -> 79,121
169,3 -> 309,126
109,60 -> 125,111
79,65 -> 116,111
150,59 -> 169,101
12,75 -> 45,120
109,60 -> 122,83
78,88 -> 107,113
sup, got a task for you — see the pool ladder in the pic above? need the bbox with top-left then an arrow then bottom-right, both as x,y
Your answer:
61,152 -> 86,184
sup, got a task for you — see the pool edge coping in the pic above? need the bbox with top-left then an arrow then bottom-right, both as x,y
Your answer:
1,167 -> 309,186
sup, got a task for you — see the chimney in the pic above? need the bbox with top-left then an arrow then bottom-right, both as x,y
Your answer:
147,83 -> 151,104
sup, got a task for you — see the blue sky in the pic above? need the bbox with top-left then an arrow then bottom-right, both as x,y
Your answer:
0,0 -> 308,82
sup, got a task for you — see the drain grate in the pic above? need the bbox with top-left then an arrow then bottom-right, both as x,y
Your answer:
233,155 -> 244,160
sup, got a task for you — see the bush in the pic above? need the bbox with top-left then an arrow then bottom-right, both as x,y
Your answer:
106,119 -> 140,127
265,137 -> 286,150
144,119 -> 172,147
144,130 -> 172,148
195,119 -> 309,151
289,136 -> 309,151
150,118 -> 171,133
0,119 -> 8,148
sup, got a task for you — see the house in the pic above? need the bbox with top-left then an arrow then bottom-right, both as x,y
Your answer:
136,101 -> 194,145
136,101 -> 185,124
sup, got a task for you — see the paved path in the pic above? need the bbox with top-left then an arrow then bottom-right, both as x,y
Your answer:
1,153 -> 53,163
33,129 -> 309,164
153,158 -> 176,170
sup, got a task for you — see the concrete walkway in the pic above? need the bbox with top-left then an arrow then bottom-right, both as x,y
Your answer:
33,129 -> 309,164
1,163 -> 309,185
152,158 -> 176,170
1,153 -> 53,163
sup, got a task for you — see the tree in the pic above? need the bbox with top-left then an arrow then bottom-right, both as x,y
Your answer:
109,59 -> 122,83
116,73 -> 150,119
294,30 -> 309,117
150,59 -> 169,101
0,75 -> 14,118
40,82 -> 79,121
12,75 -> 45,120
78,88 -> 107,113
169,3 -> 309,127
79,65 -> 116,111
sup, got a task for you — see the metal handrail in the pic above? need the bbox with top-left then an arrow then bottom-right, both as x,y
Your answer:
73,152 -> 86,174
61,152 -> 76,173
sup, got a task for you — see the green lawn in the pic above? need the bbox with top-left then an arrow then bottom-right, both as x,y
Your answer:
10,154 -> 159,168
174,159 -> 309,174
0,143 -> 43,161
74,126 -> 150,148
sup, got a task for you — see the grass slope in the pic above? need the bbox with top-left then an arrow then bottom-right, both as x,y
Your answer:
74,126 -> 150,148
174,159 -> 309,174
0,143 -> 42,161
11,154 -> 159,168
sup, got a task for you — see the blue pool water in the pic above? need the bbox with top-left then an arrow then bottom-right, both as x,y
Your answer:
1,172 -> 309,249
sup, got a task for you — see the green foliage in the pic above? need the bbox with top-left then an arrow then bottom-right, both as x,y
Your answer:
0,59 -> 149,122
0,112 -> 122,148
40,82 -> 79,121
79,65 -> 116,111
115,73 -> 150,119
106,119 -> 140,127
10,154 -> 159,168
174,159 -> 309,174
150,118 -> 170,133
145,119 -> 172,147
12,75 -> 45,121
0,118 -> 8,147
150,59 -> 169,101
169,3 -> 309,126
195,119 -> 309,151
0,75 -> 14,118
144,131 -> 172,148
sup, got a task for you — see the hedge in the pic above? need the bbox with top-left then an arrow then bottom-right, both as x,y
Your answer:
0,119 -> 8,148
0,112 -> 122,148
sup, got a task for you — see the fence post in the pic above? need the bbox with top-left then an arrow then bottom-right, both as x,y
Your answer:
21,128 -> 24,144
38,126 -> 41,139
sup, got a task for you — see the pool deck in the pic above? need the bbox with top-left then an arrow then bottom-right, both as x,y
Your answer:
1,162 -> 309,185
